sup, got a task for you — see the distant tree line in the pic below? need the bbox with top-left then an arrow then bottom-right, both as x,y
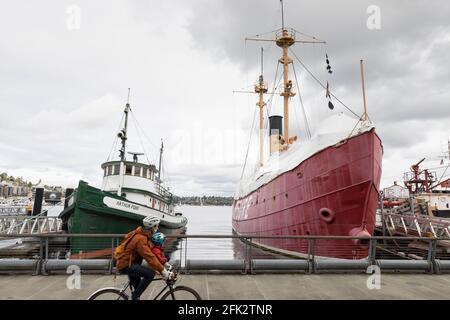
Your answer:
172,195 -> 234,206
0,172 -> 33,188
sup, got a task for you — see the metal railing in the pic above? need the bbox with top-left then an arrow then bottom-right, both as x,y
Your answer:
0,234 -> 449,275
384,213 -> 450,237
0,216 -> 63,235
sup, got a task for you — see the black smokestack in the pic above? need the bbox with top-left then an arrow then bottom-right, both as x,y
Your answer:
269,115 -> 283,136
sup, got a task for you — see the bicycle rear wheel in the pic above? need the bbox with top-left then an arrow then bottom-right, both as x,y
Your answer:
88,288 -> 129,300
161,286 -> 202,300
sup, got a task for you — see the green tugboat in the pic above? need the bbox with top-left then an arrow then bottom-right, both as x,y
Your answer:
59,90 -> 187,255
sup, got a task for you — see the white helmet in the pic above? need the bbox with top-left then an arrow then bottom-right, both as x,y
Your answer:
143,215 -> 160,230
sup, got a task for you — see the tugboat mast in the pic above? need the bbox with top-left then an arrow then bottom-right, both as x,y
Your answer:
157,139 -> 164,183
118,88 -> 131,196
119,88 -> 131,162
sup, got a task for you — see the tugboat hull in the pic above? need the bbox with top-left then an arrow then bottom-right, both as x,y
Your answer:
59,181 -> 186,256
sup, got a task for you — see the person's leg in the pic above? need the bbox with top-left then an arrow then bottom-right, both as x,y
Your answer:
128,264 -> 155,299
119,267 -> 141,298
128,274 -> 141,292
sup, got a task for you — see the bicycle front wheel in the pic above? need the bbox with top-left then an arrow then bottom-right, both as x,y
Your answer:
161,286 -> 202,300
88,288 -> 129,300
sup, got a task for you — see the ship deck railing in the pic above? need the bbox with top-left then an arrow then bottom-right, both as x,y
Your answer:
0,215 -> 63,235
382,213 -> 450,237
1,234 -> 450,275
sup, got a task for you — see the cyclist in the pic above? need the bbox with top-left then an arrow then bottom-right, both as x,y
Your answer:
116,216 -> 173,300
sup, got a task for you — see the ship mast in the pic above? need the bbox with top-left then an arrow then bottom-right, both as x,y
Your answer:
119,88 -> 131,161
360,60 -> 368,121
277,0 -> 296,147
117,88 -> 131,196
255,48 -> 267,166
244,0 -> 326,153
157,139 -> 164,183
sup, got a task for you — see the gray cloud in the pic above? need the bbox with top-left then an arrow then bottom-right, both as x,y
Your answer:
1,0 -> 449,196
186,0 -> 450,182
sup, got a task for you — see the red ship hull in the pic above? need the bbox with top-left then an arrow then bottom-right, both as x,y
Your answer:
232,129 -> 383,259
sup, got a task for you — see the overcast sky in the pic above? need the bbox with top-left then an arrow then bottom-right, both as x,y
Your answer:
1,0 -> 449,196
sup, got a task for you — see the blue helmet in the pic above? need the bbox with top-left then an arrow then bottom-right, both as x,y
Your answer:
151,232 -> 166,246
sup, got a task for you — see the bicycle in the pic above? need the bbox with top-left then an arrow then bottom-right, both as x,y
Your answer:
87,269 -> 201,300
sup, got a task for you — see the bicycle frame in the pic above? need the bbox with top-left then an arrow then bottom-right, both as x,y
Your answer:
120,277 -> 177,300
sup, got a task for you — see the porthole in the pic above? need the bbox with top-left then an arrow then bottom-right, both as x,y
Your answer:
319,208 -> 335,223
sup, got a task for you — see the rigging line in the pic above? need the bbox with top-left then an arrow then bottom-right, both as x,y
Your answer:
160,159 -> 166,186
107,132 -> 118,162
266,74 -> 283,131
160,151 -> 172,189
244,38 -> 250,111
110,135 -> 119,162
130,110 -> 152,165
129,110 -> 159,152
245,29 -> 281,40
264,106 -> 271,138
292,62 -> 312,139
265,71 -> 283,139
424,165 -> 450,171
266,62 -> 281,115
291,27 -> 326,43
346,118 -> 365,140
163,162 -> 171,188
106,112 -> 125,161
240,106 -> 258,180
289,48 -> 360,119
433,162 -> 450,188
291,96 -> 301,140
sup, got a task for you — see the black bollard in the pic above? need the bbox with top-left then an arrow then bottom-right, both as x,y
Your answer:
32,188 -> 44,216
64,188 -> 74,209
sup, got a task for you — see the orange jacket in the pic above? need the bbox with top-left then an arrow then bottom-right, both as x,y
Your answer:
116,226 -> 164,273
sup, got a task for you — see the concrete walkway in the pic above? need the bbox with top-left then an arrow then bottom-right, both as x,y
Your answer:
0,274 -> 449,300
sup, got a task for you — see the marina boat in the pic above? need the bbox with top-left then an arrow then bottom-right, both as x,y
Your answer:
232,2 -> 383,259
59,91 -> 187,254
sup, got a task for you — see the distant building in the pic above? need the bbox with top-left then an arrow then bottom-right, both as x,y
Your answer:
0,181 -> 30,198
383,181 -> 410,199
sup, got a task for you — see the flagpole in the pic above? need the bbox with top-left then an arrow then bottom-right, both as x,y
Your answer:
280,0 -> 285,30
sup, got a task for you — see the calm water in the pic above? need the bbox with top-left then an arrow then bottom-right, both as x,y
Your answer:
1,205 -> 282,260
168,205 -> 283,260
